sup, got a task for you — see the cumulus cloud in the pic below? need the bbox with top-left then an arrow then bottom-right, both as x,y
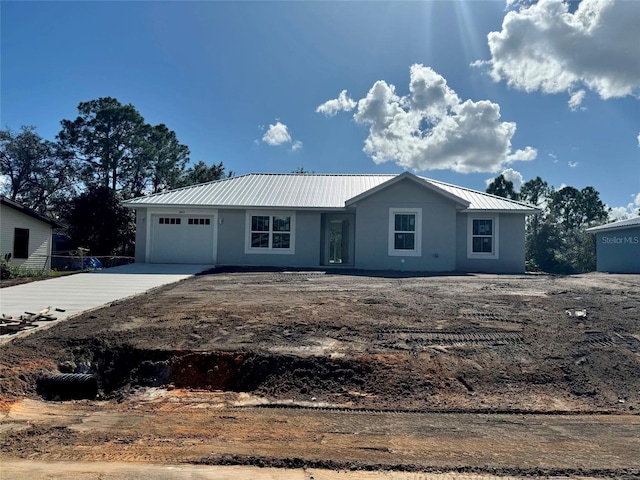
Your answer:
502,168 -> 525,191
261,121 -> 302,151
320,64 -> 536,173
568,161 -> 579,168
485,168 -> 524,191
316,90 -> 357,117
477,0 -> 640,109
262,121 -> 292,146
609,192 -> 640,220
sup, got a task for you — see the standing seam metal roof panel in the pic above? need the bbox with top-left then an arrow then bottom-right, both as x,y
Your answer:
123,173 -> 537,211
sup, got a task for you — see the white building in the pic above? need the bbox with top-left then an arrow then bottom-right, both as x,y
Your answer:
0,196 -> 63,273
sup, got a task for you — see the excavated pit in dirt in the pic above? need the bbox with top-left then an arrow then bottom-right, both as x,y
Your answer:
56,343 -> 374,401
31,334 -> 639,413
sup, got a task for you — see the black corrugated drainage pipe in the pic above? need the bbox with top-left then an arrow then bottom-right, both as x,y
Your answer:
37,373 -> 99,400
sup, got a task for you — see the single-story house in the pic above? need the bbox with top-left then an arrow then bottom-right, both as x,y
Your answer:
586,217 -> 640,273
0,196 -> 64,272
123,172 -> 539,273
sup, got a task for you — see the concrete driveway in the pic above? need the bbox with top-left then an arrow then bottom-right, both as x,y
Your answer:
0,264 -> 213,340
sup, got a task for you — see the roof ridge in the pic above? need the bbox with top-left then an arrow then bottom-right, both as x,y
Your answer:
245,173 -> 397,177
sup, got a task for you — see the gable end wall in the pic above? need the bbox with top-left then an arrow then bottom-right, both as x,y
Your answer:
0,204 -> 53,271
353,179 -> 458,271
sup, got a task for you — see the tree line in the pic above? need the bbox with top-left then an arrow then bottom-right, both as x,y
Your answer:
486,174 -> 610,274
0,97 -> 614,272
1,97 -> 231,257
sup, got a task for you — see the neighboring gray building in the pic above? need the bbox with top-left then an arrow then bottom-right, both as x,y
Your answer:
0,196 -> 64,272
123,172 -> 539,273
586,217 -> 640,273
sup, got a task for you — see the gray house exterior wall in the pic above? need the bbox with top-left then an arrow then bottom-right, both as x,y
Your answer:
352,179 -> 459,271
455,213 -> 526,274
216,209 -> 322,268
134,208 -> 148,263
593,227 -> 640,273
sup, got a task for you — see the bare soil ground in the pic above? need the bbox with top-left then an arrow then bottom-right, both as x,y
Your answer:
1,270 -> 639,477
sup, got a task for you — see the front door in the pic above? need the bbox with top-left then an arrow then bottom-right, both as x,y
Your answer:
322,214 -> 354,266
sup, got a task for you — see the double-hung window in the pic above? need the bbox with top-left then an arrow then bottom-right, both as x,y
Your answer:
388,208 -> 422,256
468,216 -> 499,258
246,212 -> 295,254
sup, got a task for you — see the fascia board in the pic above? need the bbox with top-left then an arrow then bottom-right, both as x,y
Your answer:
460,208 -> 541,215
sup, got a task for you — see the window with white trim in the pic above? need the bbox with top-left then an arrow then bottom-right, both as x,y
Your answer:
245,212 -> 295,254
467,216 -> 499,258
388,208 -> 422,256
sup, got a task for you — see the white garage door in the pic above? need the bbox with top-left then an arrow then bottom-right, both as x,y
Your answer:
150,215 -> 215,264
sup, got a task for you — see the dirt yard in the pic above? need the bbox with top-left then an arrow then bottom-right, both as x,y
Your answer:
1,270 -> 639,477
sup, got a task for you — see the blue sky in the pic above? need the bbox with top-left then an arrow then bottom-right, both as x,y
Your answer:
2,0 -> 638,217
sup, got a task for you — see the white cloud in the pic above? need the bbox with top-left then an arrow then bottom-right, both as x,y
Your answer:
478,0 -> 640,107
261,121 -> 303,151
262,121 -> 292,146
484,168 -> 524,191
568,90 -> 586,111
501,168 -> 525,191
568,161 -> 579,168
331,64 -> 536,173
637,132 -> 640,147
609,192 -> 640,220
316,90 -> 357,117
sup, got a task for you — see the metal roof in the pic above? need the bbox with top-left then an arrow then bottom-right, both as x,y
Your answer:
123,173 -> 538,213
586,216 -> 640,233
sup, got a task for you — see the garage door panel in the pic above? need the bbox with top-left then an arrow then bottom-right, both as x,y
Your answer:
150,215 -> 215,264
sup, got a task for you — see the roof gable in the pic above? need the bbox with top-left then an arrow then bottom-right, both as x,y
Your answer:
0,196 -> 64,228
345,172 -> 470,208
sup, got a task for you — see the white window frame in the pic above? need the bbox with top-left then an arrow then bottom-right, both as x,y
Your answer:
467,215 -> 499,259
245,211 -> 296,255
388,208 -> 422,257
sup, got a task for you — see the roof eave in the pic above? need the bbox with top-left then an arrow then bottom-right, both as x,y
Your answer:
461,208 -> 540,215
586,224 -> 640,234
123,202 -> 348,211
